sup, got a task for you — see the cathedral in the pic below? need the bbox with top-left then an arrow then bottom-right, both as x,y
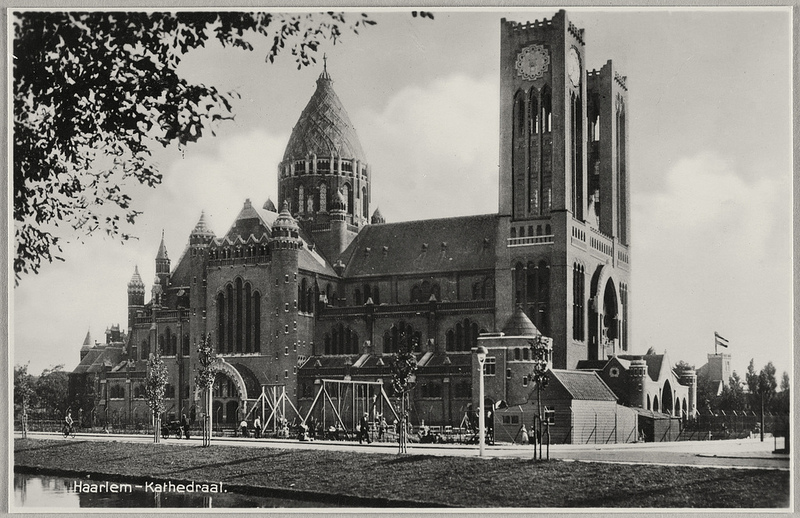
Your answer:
69,11 -> 665,432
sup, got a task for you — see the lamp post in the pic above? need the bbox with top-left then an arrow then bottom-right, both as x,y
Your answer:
476,345 -> 488,457
529,336 -> 551,460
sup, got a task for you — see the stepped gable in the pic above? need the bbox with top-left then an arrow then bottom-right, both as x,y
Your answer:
282,66 -> 366,162
501,306 -> 541,337
221,199 -> 277,243
338,214 -> 498,278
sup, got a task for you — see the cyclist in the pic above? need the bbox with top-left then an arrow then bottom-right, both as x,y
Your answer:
64,410 -> 74,437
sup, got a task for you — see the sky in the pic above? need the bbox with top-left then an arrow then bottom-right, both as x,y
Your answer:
11,8 -> 793,382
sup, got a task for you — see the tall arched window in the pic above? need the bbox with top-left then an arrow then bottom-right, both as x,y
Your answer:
514,90 -> 525,135
342,183 -> 352,214
541,85 -> 552,133
318,182 -> 327,212
616,100 -> 628,244
298,185 -> 305,214
362,187 -> 368,219
571,91 -> 584,220
245,283 -> 252,352
235,278 -> 243,352
445,318 -> 485,352
572,263 -> 585,341
354,288 -> 362,306
226,283 -> 234,353
253,291 -> 261,352
524,261 -> 550,335
383,321 -> 421,354
529,88 -> 540,135
299,278 -> 308,313
324,323 -> 359,355
513,262 -> 525,306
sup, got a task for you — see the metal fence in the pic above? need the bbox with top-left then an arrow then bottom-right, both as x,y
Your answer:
676,412 -> 789,441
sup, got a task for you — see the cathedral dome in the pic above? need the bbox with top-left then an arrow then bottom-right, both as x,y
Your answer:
282,65 -> 366,162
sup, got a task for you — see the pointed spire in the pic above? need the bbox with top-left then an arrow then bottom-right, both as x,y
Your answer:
156,230 -> 168,260
128,265 -> 145,289
319,53 -> 331,81
191,211 -> 213,236
82,329 -> 92,347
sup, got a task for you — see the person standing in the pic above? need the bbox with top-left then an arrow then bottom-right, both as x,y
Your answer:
253,415 -> 261,438
181,413 -> 190,440
64,410 -> 74,437
358,412 -> 371,444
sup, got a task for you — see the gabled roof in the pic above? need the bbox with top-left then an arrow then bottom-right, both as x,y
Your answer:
550,369 -> 617,401
72,348 -> 103,374
221,199 -> 276,243
339,214 -> 498,278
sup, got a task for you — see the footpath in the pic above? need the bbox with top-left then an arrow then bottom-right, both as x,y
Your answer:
13,434 -> 791,508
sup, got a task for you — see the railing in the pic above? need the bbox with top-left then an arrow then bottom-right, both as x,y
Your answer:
209,256 -> 268,267
320,299 -> 494,318
589,228 -> 613,257
507,235 -> 554,247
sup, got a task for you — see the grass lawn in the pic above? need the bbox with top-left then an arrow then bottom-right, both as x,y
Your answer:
14,438 -> 790,508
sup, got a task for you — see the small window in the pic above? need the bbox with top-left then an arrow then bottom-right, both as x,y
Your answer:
523,376 -> 529,387
484,357 -> 497,376
284,325 -> 289,334
506,369 -> 512,380
284,303 -> 289,312
285,346 -> 289,356
285,370 -> 289,379
285,274 -> 289,283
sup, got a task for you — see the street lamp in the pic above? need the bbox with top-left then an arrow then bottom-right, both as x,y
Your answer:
476,345 -> 488,457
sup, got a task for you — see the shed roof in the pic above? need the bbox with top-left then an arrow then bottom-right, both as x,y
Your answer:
550,369 -> 617,401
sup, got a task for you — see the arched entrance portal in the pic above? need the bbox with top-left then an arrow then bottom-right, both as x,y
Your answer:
589,264 -> 620,360
661,380 -> 673,416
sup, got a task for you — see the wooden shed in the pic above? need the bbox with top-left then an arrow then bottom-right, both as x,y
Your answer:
494,369 -> 638,445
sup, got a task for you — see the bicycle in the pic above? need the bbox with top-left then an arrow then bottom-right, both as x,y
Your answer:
62,424 -> 76,438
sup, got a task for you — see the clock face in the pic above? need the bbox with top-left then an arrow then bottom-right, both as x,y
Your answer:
515,44 -> 550,81
568,47 -> 581,87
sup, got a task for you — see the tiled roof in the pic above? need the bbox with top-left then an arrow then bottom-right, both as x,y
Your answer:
550,369 -> 617,401
339,214 -> 498,277
283,70 -> 366,162
72,348 -> 103,374
575,359 -> 608,371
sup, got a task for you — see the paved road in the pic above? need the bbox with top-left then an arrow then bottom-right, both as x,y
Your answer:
17,432 -> 789,471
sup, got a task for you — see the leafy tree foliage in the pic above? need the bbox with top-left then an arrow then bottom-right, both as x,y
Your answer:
13,11 -> 377,283
14,364 -> 37,415
673,360 -> 694,372
34,364 -> 70,416
715,371 -> 746,413
389,332 -> 418,396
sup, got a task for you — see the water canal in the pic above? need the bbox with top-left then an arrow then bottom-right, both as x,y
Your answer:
13,472 -> 343,509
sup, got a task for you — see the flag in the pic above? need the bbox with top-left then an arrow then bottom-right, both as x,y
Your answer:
714,332 -> 729,348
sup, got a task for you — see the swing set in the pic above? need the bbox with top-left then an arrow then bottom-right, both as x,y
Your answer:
241,384 -> 304,437
303,379 -> 400,441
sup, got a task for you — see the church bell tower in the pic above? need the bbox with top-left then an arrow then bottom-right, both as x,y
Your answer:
495,11 -> 631,369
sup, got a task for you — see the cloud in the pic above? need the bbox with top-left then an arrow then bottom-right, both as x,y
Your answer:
632,151 -> 791,372
354,74 -> 500,222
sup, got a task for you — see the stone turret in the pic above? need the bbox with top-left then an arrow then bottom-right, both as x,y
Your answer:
678,367 -> 698,420
127,266 -> 145,330
155,230 -> 170,288
371,207 -> 385,225
628,359 -> 648,409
